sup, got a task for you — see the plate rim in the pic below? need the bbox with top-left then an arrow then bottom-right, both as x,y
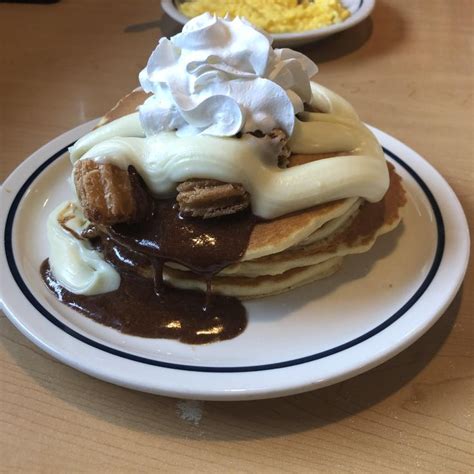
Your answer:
1,144 -> 446,373
0,122 -> 470,400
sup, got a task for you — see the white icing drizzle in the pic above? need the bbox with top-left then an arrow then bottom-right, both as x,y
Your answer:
47,202 -> 120,295
69,82 -> 389,219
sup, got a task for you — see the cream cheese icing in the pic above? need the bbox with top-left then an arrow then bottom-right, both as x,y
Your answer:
69,82 -> 389,219
47,202 -> 120,295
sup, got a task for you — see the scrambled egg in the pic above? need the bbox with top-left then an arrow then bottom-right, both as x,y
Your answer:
179,0 -> 351,34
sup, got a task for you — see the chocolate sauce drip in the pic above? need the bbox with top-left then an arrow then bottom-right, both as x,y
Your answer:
41,260 -> 247,344
99,235 -> 150,271
41,198 -> 257,344
110,199 -> 258,277
152,259 -> 164,296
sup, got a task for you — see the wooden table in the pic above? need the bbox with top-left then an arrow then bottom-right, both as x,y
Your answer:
1,1 -> 473,471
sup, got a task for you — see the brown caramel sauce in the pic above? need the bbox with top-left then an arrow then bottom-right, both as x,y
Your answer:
110,199 -> 258,277
41,199 -> 257,344
41,260 -> 246,344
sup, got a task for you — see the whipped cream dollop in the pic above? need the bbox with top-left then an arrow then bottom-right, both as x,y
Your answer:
138,13 -> 318,137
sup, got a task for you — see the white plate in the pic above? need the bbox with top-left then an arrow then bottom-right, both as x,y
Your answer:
0,123 -> 469,401
161,0 -> 375,47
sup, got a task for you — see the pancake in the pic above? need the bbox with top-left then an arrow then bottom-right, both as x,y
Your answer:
164,257 -> 344,299
117,163 -> 404,292
244,196 -> 359,260
162,166 -> 404,297
96,89 -> 149,128
299,198 -> 362,246
74,89 -> 406,298
222,163 -> 405,277
93,90 -> 372,258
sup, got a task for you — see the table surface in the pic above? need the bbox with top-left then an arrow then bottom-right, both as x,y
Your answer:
1,1 -> 473,472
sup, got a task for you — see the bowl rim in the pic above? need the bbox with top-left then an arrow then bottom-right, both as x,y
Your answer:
160,0 -> 376,40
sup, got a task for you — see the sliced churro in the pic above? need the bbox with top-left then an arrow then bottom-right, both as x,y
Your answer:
73,160 -> 151,225
177,179 -> 250,218
176,128 -> 289,218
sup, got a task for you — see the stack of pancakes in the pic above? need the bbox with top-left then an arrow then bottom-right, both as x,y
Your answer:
82,90 -> 406,299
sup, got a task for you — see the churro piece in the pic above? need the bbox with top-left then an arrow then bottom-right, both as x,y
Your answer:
74,160 -> 151,225
177,129 -> 289,218
177,179 -> 250,219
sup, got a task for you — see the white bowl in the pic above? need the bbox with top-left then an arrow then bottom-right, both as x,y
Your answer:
161,0 -> 375,47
